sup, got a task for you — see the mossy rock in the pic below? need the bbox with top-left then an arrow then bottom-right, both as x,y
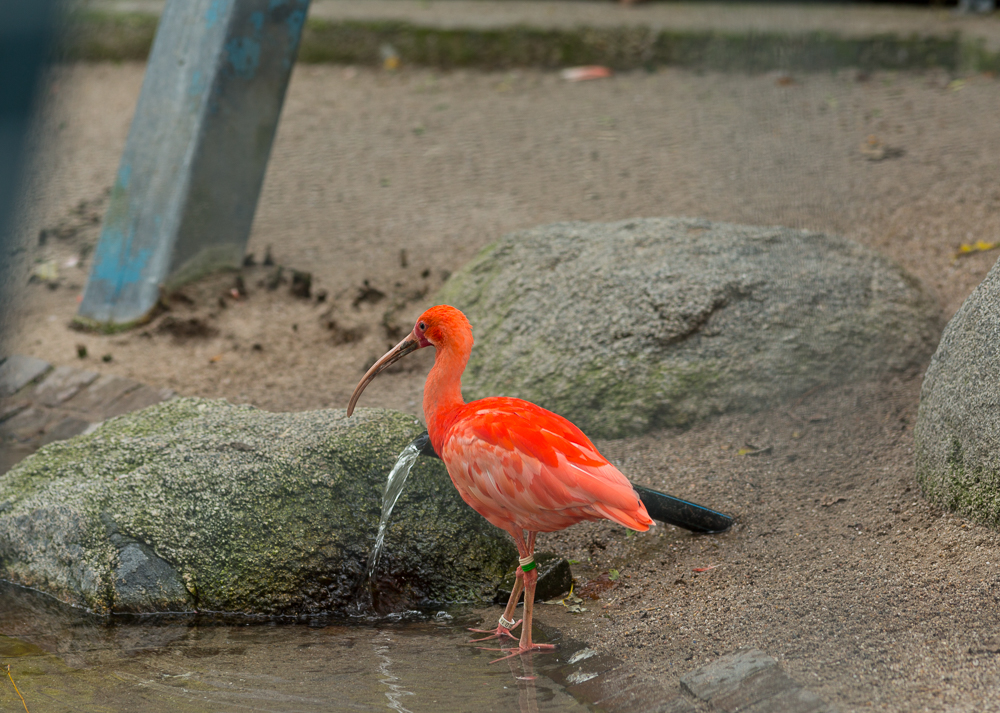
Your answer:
915,257 -> 1000,527
439,218 -> 939,439
0,398 -> 515,614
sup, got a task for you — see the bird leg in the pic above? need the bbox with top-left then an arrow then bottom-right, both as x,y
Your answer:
469,567 -> 523,642
487,565 -> 556,662
482,532 -> 556,662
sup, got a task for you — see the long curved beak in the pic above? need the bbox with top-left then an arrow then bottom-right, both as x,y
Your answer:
347,335 -> 421,416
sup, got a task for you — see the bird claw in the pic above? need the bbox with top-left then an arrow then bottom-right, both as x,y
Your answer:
468,621 -> 521,642
479,643 -> 557,663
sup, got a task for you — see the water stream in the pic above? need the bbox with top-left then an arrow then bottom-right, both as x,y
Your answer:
366,440 -> 423,584
354,440 -> 425,614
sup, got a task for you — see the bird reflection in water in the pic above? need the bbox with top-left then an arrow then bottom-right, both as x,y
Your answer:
507,652 -> 542,713
372,627 -> 548,713
374,630 -> 416,713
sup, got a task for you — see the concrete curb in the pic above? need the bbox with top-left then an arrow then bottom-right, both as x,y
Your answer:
60,4 -> 1000,73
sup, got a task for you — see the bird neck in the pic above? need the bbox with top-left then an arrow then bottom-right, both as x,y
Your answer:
423,342 -> 468,444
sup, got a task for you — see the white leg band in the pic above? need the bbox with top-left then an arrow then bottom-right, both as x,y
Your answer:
499,615 -> 517,629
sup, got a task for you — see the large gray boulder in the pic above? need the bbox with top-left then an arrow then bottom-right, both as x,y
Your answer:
915,257 -> 1000,527
0,398 -> 515,614
438,218 -> 938,438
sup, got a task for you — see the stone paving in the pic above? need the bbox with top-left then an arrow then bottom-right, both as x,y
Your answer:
0,354 -> 174,474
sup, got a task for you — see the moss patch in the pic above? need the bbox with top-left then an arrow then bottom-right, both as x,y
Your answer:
917,435 -> 1000,529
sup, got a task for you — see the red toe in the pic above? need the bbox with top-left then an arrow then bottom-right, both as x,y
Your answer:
467,621 -> 521,643
486,643 -> 557,663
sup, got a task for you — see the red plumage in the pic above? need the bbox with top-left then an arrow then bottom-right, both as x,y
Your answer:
438,397 -> 652,533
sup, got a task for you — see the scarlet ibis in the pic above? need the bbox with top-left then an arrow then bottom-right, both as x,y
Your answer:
348,304 -> 654,660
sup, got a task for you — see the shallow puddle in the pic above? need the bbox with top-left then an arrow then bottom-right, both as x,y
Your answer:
0,582 -> 593,713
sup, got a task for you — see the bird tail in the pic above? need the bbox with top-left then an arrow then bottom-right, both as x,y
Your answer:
593,501 -> 654,532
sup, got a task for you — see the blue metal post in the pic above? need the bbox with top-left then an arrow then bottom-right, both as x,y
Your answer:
77,0 -> 310,328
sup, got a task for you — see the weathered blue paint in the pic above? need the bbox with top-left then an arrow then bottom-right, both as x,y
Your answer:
205,0 -> 226,29
188,69 -> 205,97
225,36 -> 261,78
286,8 -> 306,38
78,0 -> 312,327
283,7 -> 307,68
117,163 -> 132,189
91,228 -> 153,298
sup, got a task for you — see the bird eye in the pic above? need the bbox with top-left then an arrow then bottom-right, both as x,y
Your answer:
418,321 -> 426,331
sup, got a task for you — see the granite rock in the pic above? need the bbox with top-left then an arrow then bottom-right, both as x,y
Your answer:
915,256 -> 1000,526
439,218 -> 939,438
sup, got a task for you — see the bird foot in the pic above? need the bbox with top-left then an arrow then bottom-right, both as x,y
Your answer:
468,621 -> 521,642
480,643 -> 557,663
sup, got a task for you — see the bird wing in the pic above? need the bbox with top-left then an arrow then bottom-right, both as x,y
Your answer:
439,397 -> 652,532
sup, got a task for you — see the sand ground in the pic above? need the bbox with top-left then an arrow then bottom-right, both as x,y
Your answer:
7,62 -> 1000,711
